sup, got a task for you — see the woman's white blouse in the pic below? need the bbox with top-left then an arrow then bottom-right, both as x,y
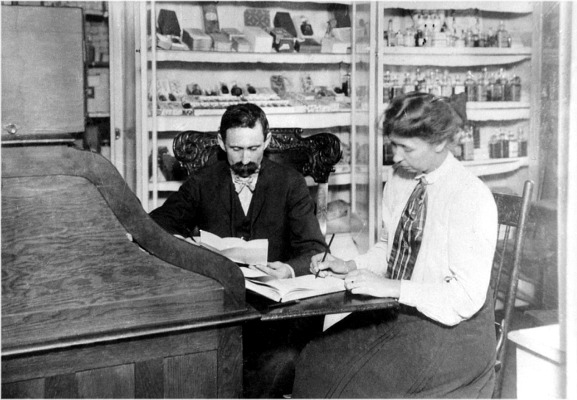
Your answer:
354,153 -> 498,326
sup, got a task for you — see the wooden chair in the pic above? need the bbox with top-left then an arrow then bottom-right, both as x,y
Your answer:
490,180 -> 534,398
172,128 -> 342,236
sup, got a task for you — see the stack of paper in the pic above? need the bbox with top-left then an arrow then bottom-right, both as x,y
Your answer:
199,230 -> 268,265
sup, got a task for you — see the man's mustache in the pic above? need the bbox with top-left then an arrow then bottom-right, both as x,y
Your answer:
231,162 -> 259,177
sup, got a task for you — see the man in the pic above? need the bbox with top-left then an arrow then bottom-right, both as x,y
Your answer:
150,103 -> 326,397
150,103 -> 326,278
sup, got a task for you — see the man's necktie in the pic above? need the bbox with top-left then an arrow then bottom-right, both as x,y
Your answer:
233,174 -> 258,194
386,176 -> 428,280
232,173 -> 258,216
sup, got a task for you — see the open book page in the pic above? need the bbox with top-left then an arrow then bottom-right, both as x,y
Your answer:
240,267 -> 345,303
199,230 -> 268,265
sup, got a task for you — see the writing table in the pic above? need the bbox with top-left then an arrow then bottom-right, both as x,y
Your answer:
247,291 -> 399,321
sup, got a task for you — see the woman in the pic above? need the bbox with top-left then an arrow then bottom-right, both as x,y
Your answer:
293,92 -> 498,398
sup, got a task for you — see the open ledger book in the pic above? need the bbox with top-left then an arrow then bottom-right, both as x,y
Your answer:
199,230 -> 268,265
241,267 -> 346,303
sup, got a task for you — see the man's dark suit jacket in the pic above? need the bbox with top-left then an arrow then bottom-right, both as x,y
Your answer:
149,158 -> 327,275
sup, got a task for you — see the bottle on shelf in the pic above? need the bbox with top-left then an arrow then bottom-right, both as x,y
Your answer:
384,19 -> 393,47
462,126 -> 475,161
503,72 -> 512,101
465,28 -> 474,48
489,134 -> 498,159
453,74 -> 465,95
455,29 -> 466,47
440,69 -> 453,97
496,20 -> 510,48
493,69 -> 505,101
510,73 -> 522,101
415,68 -> 426,92
473,13 -> 482,47
453,132 -> 463,160
391,73 -> 403,100
403,72 -> 415,94
472,124 -> 481,149
404,25 -> 416,47
383,70 -> 392,100
508,130 -> 519,158
486,27 -> 496,47
498,128 -> 509,158
518,127 -> 528,156
486,72 -> 495,101
465,71 -> 477,102
476,67 -> 488,102
423,24 -> 432,47
428,70 -> 440,95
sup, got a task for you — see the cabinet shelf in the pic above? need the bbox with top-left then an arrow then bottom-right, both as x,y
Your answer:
383,102 -> 530,121
467,102 -> 531,121
382,47 -> 532,67
149,111 -> 352,131
151,157 -> 529,193
150,50 -> 351,65
384,2 -> 532,13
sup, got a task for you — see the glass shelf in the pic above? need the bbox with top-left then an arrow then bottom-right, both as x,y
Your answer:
151,157 -> 529,192
383,2 -> 532,13
383,102 -> 531,121
149,111 -> 352,131
150,50 -> 352,65
382,47 -> 532,67
467,102 -> 531,121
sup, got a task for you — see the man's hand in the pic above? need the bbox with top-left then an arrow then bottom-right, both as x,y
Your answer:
251,261 -> 293,279
343,269 -> 401,298
310,252 -> 356,279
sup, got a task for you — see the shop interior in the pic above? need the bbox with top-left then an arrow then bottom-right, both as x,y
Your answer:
1,1 -> 576,398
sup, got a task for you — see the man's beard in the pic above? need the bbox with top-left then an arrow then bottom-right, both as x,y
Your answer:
231,162 -> 259,178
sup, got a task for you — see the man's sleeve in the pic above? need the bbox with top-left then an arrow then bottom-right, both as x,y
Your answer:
149,178 -> 199,238
285,174 -> 327,276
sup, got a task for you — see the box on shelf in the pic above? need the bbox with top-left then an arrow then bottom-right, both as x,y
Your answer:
298,38 -> 321,53
270,27 -> 295,52
210,32 -> 233,51
233,37 -> 251,52
183,28 -> 212,51
244,26 -> 273,52
244,8 -> 270,30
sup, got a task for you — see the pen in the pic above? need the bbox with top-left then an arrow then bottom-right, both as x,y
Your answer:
316,233 -> 335,278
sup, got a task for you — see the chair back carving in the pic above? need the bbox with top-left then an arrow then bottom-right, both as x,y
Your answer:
172,128 -> 342,235
490,180 -> 534,398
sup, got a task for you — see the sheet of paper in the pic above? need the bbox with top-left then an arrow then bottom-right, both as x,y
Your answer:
200,230 -> 268,265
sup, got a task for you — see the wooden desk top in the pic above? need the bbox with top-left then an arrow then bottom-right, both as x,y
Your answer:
2,146 -> 259,356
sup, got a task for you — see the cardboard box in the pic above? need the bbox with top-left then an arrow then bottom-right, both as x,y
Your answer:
243,26 -> 273,52
182,28 -> 212,51
210,32 -> 233,52
233,37 -> 251,52
298,38 -> 321,53
270,27 -> 295,52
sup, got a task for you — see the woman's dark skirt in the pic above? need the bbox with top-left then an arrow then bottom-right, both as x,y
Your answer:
293,295 -> 496,398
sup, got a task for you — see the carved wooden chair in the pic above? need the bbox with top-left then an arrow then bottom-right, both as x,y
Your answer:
490,180 -> 534,398
172,128 -> 342,236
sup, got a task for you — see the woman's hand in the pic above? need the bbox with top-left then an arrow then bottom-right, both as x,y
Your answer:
344,270 -> 401,298
310,253 -> 356,279
252,262 -> 293,279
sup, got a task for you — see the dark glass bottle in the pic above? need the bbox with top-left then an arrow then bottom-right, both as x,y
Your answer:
465,71 -> 477,102
510,73 -> 522,101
